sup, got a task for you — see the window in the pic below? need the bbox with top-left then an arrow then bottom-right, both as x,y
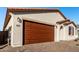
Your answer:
69,26 -> 74,35
69,26 -> 71,35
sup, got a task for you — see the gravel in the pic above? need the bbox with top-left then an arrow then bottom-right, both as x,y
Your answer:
0,40 -> 79,52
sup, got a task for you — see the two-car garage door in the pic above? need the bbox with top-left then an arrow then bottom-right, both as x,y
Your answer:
23,20 -> 54,44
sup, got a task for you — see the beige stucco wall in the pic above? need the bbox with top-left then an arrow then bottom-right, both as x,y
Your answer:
18,12 -> 65,25
54,24 -> 61,42
60,24 -> 77,41
12,16 -> 23,47
56,23 -> 77,41
59,24 -> 65,41
65,24 -> 77,40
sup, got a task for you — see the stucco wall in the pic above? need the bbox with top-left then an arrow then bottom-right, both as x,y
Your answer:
55,24 -> 60,42
12,16 -> 23,47
59,24 -> 65,41
15,12 -> 65,25
63,24 -> 77,41
56,23 -> 77,41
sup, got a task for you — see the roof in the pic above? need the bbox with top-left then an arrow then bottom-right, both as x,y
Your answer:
3,8 -> 67,30
56,20 -> 70,24
57,20 -> 76,27
64,21 -> 76,27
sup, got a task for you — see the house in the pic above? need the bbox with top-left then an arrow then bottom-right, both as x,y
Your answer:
3,8 -> 77,47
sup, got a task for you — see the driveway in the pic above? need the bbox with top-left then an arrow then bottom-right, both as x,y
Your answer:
0,40 -> 79,52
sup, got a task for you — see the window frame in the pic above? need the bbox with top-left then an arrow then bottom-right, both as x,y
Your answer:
69,26 -> 74,36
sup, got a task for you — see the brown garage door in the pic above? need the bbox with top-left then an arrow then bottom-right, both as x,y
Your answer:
23,20 -> 54,44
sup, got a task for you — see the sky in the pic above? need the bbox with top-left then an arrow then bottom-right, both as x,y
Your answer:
59,7 -> 79,24
0,7 -> 7,31
0,7 -> 79,31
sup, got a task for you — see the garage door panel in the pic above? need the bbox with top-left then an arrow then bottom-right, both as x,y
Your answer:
23,20 -> 54,44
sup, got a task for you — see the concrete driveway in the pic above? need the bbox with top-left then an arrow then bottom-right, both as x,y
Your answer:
0,40 -> 79,52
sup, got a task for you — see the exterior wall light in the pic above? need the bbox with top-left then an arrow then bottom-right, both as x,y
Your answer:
17,17 -> 22,23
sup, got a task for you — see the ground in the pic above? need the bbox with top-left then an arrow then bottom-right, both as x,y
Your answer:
0,40 -> 79,52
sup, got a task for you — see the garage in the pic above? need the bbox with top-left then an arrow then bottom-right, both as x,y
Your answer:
23,20 -> 54,44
